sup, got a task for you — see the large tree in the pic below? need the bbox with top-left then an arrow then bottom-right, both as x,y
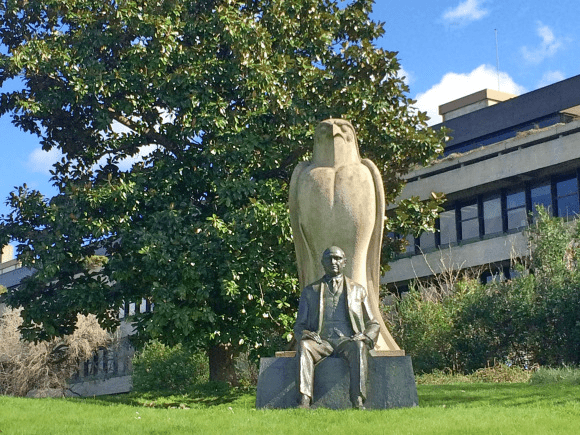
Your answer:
0,0 -> 444,383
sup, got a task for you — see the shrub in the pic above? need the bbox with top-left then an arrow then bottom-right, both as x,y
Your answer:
391,288 -> 456,373
392,208 -> 580,374
525,208 -> 580,366
132,340 -> 209,393
415,363 -> 531,384
390,277 -> 480,373
234,351 -> 259,388
451,274 -> 537,372
469,363 -> 531,383
529,366 -> 580,385
0,308 -> 111,396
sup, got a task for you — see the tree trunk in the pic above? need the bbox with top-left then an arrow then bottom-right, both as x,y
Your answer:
208,343 -> 238,386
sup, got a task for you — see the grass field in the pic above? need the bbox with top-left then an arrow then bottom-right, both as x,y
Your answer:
2,379 -> 580,435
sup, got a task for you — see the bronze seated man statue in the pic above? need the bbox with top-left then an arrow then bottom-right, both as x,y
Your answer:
294,246 -> 379,409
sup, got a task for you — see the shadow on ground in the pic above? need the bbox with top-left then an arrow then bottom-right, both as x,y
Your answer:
76,381 -> 580,411
78,382 -> 255,409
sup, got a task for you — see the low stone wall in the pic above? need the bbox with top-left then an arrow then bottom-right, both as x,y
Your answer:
67,334 -> 135,396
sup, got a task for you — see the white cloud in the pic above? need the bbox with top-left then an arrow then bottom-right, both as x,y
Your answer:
97,119 -> 162,171
398,67 -> 413,86
537,70 -> 566,88
115,144 -> 159,171
442,0 -> 488,25
521,22 -> 566,64
27,143 -> 159,176
414,64 -> 526,125
26,147 -> 63,174
111,120 -> 132,134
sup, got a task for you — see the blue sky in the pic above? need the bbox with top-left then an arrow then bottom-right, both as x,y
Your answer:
1,0 -> 578,255
374,0 -> 578,121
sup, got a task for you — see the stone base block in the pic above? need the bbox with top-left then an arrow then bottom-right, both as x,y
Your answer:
256,355 -> 418,409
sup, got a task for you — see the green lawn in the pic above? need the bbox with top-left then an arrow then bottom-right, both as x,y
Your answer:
1,382 -> 579,435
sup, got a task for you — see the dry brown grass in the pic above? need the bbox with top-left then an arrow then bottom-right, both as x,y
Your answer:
416,363 -> 533,385
0,308 -> 111,396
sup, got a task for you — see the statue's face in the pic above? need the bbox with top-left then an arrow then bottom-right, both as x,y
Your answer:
321,247 -> 346,277
314,120 -> 356,150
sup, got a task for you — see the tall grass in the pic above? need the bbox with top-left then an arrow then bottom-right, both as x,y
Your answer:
0,308 -> 111,396
529,366 -> 580,385
416,363 -> 532,385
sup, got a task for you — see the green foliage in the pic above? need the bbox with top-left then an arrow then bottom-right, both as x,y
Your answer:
392,209 -> 580,373
529,366 -> 580,385
451,275 -> 537,372
0,284 -> 7,295
132,340 -> 209,394
467,363 -> 532,384
0,0 -> 445,379
391,286 -> 459,373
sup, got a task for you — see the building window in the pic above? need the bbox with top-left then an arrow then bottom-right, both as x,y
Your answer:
531,184 -> 552,218
483,196 -> 502,235
506,190 -> 527,231
403,234 -> 416,255
556,176 -> 579,219
419,231 -> 436,252
439,209 -> 457,245
392,168 -> 580,259
460,203 -> 479,241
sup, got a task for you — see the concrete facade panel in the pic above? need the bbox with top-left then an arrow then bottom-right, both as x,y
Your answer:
383,233 -> 528,284
437,74 -> 580,147
393,122 -> 580,206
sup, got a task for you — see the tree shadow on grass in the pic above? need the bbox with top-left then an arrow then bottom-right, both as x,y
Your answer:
78,382 -> 255,409
418,382 -> 580,409
76,382 -> 580,411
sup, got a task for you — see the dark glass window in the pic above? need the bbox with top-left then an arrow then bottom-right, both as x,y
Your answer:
403,234 -> 416,255
485,274 -> 498,284
460,203 -> 479,241
507,190 -> 527,230
531,184 -> 551,218
483,196 -> 502,235
508,267 -> 523,281
439,210 -> 457,245
419,231 -> 436,252
556,177 -> 579,218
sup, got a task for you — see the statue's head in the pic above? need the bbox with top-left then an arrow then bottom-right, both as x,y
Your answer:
321,246 -> 346,277
313,119 -> 360,167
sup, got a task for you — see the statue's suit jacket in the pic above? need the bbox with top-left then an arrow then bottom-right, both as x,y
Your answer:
294,276 -> 380,348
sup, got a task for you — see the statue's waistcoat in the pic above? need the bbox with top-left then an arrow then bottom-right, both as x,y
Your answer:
320,279 -> 354,341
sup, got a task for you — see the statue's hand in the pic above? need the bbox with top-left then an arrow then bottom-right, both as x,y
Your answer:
302,330 -> 322,344
351,333 -> 372,348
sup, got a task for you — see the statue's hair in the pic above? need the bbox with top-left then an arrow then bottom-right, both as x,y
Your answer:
322,246 -> 345,259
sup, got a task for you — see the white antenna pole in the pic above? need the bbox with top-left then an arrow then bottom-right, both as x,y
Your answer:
495,29 -> 500,91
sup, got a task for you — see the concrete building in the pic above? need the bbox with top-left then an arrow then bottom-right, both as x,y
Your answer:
383,74 -> 580,291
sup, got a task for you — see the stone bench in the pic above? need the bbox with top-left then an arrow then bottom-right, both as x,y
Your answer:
256,351 -> 418,409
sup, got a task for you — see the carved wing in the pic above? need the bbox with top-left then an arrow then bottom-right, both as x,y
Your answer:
361,158 -> 400,351
288,161 -> 313,290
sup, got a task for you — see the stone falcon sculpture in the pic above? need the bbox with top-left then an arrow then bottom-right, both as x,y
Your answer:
289,119 -> 400,351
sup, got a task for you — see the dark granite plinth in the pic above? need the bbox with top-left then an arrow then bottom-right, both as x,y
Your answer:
255,355 -> 418,409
